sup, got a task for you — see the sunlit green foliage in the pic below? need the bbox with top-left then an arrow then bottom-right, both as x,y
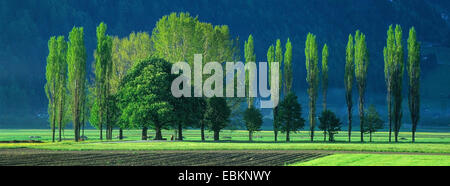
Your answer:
321,44 -> 328,110
407,27 -> 421,142
67,27 -> 87,142
354,30 -> 369,142
345,34 -> 354,142
305,33 -> 319,142
117,58 -> 176,140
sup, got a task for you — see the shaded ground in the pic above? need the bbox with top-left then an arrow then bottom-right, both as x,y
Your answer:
0,149 -> 330,166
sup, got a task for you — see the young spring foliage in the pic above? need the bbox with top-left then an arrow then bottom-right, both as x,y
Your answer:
284,38 -> 293,93
345,34 -> 354,142
407,27 -> 420,142
67,27 -> 87,142
354,30 -> 369,142
321,44 -> 329,110
305,33 -> 319,141
244,35 -> 256,108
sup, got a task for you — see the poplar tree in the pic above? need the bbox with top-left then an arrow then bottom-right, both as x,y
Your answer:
56,36 -> 67,142
384,25 -> 395,142
244,35 -> 256,108
45,37 -> 58,142
305,33 -> 319,142
267,44 -> 279,142
284,38 -> 293,93
321,44 -> 329,111
407,27 -> 420,143
354,30 -> 369,142
93,22 -> 113,140
67,27 -> 87,142
345,34 -> 354,142
274,39 -> 283,142
392,25 -> 404,142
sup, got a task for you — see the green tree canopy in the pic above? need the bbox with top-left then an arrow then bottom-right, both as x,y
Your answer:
117,58 -> 176,140
278,92 -> 305,142
204,96 -> 231,141
363,105 -> 384,142
318,109 -> 342,142
243,106 -> 263,141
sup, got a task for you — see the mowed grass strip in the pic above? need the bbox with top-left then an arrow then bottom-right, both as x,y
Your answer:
289,153 -> 450,166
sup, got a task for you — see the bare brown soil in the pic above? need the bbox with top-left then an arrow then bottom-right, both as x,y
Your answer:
0,149 -> 330,166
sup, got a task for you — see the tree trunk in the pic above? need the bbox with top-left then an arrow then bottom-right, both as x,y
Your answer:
348,106 -> 352,142
142,127 -> 148,140
359,93 -> 364,142
201,121 -> 205,141
309,97 -> 315,142
286,131 -> 290,142
370,132 -> 372,142
214,130 -> 220,141
178,123 -> 183,141
412,130 -> 415,143
119,128 -> 123,140
154,126 -> 163,140
273,107 -> 278,142
249,131 -> 253,141
323,131 -> 327,142
52,104 -> 56,142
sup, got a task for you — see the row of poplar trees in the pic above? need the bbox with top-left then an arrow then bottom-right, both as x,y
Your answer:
343,25 -> 421,143
45,27 -> 86,142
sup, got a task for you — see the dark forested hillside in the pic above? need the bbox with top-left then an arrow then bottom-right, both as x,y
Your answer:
0,0 -> 449,128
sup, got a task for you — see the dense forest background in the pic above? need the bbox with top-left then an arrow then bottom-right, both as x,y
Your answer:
0,0 -> 449,130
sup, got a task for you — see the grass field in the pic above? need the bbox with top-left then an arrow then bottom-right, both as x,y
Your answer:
289,154 -> 450,166
0,129 -> 449,166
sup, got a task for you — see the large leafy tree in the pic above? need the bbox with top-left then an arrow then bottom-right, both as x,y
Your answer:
305,33 -> 319,142
67,27 -> 87,142
243,106 -> 263,141
354,30 -> 369,142
152,13 -> 238,139
110,32 -> 152,139
318,109 -> 342,142
117,58 -> 176,140
278,92 -> 305,142
204,96 -> 231,141
407,27 -> 421,143
345,34 -> 354,142
363,105 -> 384,142
92,22 -> 113,140
321,44 -> 329,111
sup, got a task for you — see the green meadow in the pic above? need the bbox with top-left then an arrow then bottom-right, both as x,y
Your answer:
0,129 -> 449,153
